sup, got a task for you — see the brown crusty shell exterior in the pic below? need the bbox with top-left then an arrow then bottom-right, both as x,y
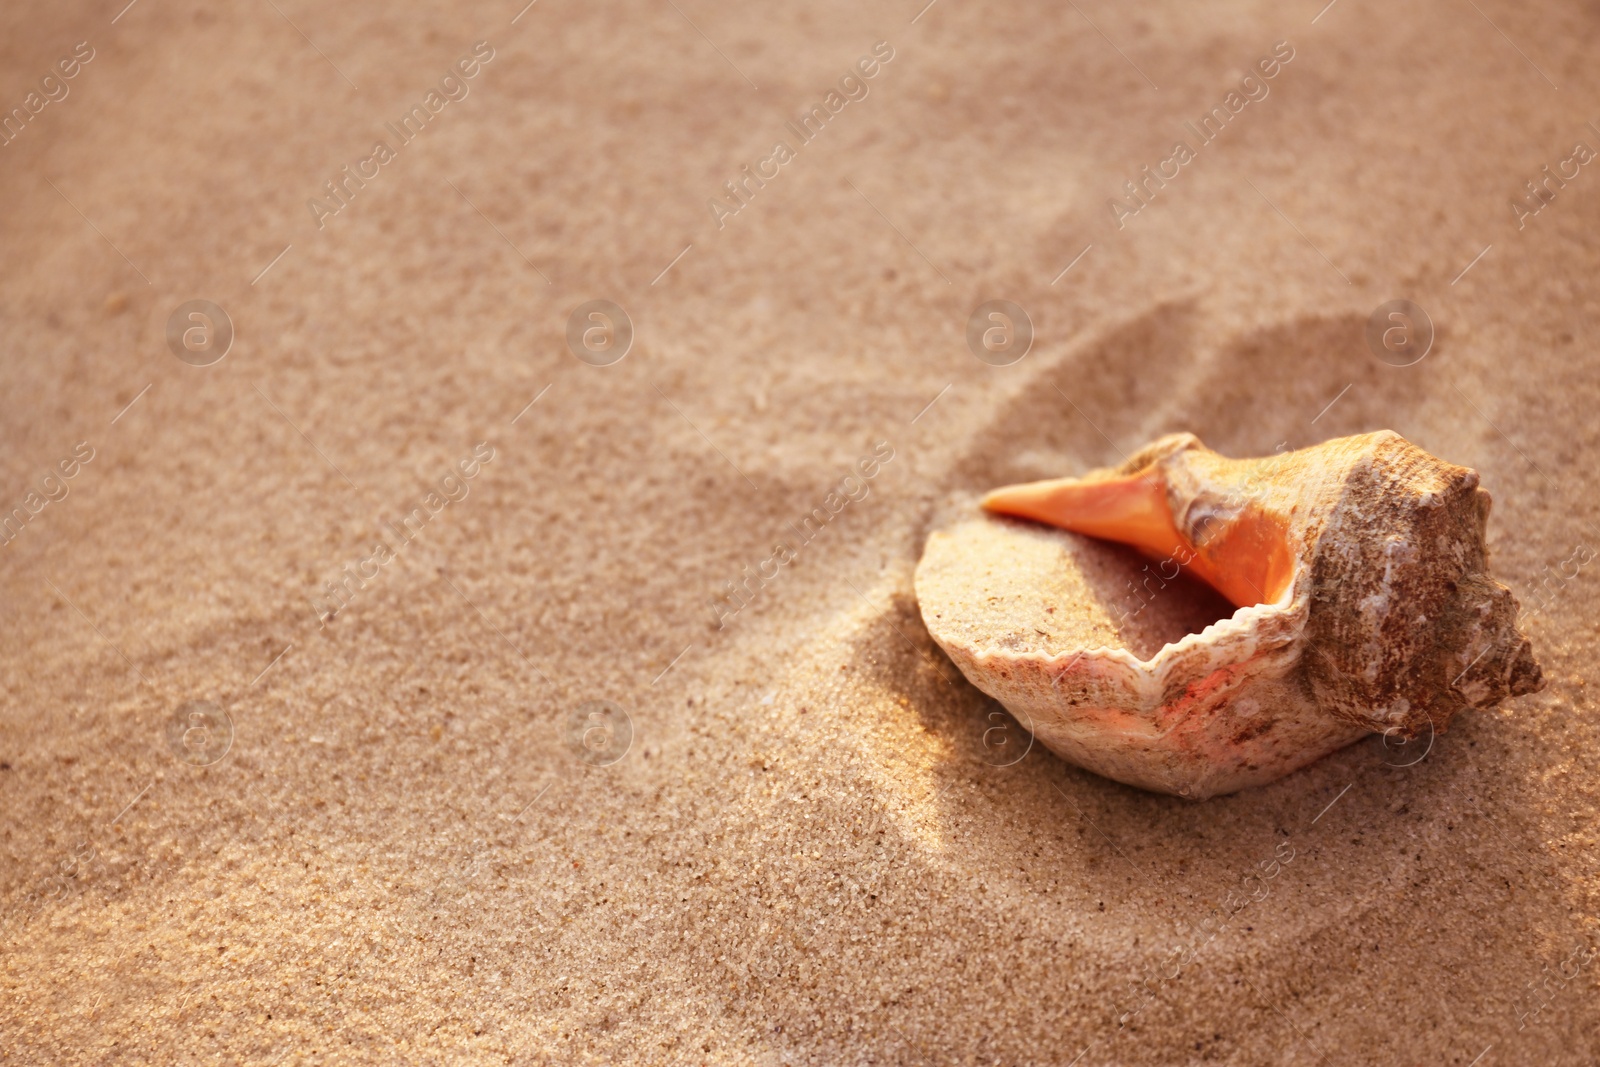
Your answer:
1151,430 -> 1543,738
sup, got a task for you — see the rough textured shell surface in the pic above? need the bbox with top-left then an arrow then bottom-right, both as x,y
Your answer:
914,431 -> 1542,798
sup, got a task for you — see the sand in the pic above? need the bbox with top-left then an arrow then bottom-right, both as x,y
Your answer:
3,0 -> 1599,1062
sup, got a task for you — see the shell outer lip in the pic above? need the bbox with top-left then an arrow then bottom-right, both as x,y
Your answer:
955,574 -> 1307,721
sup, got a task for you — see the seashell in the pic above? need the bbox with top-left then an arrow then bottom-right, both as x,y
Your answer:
914,431 -> 1543,798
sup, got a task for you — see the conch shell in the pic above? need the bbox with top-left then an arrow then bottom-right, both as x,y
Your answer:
914,431 -> 1542,798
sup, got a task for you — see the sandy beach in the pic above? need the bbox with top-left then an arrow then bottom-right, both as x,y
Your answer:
3,0 -> 1599,1062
